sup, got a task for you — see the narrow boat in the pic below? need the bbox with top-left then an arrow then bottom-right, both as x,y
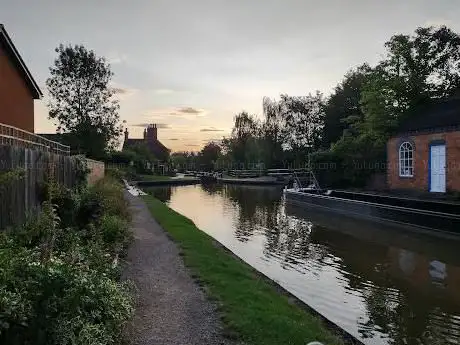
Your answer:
284,188 -> 460,236
199,172 -> 218,183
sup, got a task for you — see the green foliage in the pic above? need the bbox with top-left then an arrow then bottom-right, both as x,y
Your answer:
322,64 -> 372,147
0,169 -> 25,187
99,215 -> 131,253
46,44 -> 122,159
105,167 -> 127,181
0,177 -> 133,345
106,144 -> 160,176
316,25 -> 460,187
199,142 -> 221,170
0,246 -> 133,345
75,155 -> 91,190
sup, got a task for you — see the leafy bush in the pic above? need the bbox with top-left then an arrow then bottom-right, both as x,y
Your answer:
311,132 -> 386,188
99,215 -> 130,253
106,167 -> 127,181
0,177 -> 133,345
90,177 -> 130,222
0,247 -> 133,345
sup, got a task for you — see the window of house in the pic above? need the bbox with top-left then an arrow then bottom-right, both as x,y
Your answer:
399,142 -> 414,177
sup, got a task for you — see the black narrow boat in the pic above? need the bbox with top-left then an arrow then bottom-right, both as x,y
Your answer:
199,173 -> 218,183
284,188 -> 460,236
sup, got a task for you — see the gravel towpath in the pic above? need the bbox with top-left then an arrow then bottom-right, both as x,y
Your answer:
122,192 -> 231,345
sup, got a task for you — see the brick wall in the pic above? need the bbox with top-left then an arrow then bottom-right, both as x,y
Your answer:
85,158 -> 105,185
387,131 -> 460,192
0,43 -> 35,133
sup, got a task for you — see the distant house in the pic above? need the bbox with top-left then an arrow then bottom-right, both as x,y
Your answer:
123,124 -> 170,161
0,24 -> 42,133
387,98 -> 460,193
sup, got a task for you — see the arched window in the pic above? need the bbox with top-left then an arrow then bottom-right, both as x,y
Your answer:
399,142 -> 414,177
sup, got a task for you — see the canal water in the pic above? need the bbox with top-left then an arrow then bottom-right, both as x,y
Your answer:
146,184 -> 460,345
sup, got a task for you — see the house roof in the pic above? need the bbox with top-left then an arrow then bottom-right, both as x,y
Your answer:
124,138 -> 170,153
396,98 -> 460,135
0,24 -> 42,99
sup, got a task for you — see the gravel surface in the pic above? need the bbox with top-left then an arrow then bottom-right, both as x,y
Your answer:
122,192 -> 233,345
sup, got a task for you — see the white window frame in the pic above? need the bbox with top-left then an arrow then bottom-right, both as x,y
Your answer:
399,141 -> 414,177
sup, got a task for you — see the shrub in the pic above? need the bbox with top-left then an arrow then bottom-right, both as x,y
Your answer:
0,176 -> 133,345
0,247 -> 133,345
106,167 -> 126,181
90,177 -> 130,221
99,215 -> 130,253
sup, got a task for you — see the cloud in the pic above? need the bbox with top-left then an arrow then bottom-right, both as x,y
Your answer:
167,138 -> 179,141
172,107 -> 205,116
131,123 -> 172,129
202,138 -> 223,145
142,107 -> 206,119
111,86 -> 137,100
200,127 -> 224,132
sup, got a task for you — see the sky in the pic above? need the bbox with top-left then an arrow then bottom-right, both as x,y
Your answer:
2,0 -> 460,151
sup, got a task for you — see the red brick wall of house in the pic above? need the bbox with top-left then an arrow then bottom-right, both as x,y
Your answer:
387,131 -> 460,192
0,43 -> 35,133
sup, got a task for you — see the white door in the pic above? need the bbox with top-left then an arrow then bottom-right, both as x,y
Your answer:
430,145 -> 446,193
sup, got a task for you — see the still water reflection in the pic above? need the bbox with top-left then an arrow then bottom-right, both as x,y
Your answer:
147,184 -> 460,345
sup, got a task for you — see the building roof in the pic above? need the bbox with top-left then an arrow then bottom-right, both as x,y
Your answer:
125,138 -> 170,151
123,138 -> 170,162
396,98 -> 460,135
0,24 -> 42,99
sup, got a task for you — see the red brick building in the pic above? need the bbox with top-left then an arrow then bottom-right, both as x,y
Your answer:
123,124 -> 170,161
0,24 -> 42,133
387,98 -> 460,193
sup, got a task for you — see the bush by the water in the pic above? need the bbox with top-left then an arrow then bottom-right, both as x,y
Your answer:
0,177 -> 133,345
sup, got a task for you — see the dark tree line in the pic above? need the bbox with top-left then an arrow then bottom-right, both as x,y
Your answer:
206,25 -> 460,187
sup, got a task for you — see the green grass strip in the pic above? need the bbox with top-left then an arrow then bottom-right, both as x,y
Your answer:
138,174 -> 172,181
143,195 -> 345,345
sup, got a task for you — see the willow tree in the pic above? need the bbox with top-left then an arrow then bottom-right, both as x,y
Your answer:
46,44 -> 122,159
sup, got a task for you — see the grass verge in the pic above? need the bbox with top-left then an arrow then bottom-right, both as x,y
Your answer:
142,195 -> 346,345
138,174 -> 172,181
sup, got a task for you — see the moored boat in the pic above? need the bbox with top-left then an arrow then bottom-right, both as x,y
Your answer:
199,172 -> 218,183
284,188 -> 460,236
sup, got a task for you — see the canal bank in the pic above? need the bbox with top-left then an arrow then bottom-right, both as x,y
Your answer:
144,184 -> 460,345
134,178 -> 200,187
142,194 -> 355,345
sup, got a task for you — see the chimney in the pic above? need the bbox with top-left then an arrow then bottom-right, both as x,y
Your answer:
146,124 -> 157,142
124,128 -> 129,142
143,128 -> 147,140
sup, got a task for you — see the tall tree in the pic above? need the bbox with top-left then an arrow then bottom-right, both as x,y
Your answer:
322,64 -> 372,147
229,111 -> 260,164
199,142 -> 221,170
279,92 -> 325,157
47,44 -> 122,158
262,96 -> 284,167
360,26 -> 460,136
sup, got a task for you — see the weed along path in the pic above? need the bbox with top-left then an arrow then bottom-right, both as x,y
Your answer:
122,191 -> 232,345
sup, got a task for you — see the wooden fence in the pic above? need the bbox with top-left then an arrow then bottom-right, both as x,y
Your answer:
0,144 -> 78,230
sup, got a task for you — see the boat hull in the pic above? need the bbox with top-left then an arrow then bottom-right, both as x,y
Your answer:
284,189 -> 460,236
